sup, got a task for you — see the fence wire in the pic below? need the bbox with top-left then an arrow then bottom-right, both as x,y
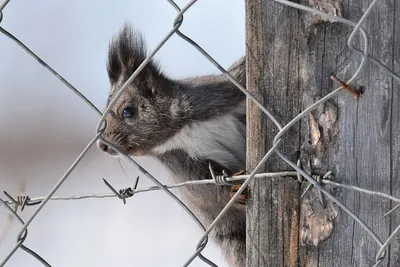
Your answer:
1,0 -> 400,266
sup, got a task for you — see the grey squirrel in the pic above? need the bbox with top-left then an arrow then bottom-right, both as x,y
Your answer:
97,23 -> 247,267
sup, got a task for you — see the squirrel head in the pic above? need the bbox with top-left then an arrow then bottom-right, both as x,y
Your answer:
97,24 -> 183,157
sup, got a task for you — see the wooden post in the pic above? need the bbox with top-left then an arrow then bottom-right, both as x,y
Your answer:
245,0 -> 398,266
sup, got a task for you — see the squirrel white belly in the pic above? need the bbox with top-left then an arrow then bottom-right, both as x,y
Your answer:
97,23 -> 247,267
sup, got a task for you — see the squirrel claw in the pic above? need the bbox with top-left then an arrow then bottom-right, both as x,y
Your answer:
229,184 -> 248,205
233,170 -> 247,176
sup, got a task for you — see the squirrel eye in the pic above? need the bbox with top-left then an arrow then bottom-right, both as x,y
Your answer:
122,107 -> 134,118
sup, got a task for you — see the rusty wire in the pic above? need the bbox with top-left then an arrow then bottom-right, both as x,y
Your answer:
1,0 -> 400,266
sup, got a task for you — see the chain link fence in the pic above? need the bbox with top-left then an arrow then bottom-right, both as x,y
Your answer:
1,0 -> 400,266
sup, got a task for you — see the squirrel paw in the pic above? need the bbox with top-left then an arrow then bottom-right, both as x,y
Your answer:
232,170 -> 247,176
229,184 -> 248,205
229,170 -> 249,205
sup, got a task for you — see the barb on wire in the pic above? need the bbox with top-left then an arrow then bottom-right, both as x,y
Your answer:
3,191 -> 42,211
208,162 -> 234,186
120,176 -> 140,198
102,176 -> 139,205
300,172 -> 333,207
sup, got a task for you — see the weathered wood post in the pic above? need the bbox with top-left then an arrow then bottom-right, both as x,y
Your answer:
245,0 -> 398,266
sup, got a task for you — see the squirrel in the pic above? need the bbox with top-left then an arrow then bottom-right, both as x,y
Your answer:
97,23 -> 247,267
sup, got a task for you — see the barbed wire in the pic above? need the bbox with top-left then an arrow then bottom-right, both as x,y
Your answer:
4,171 -> 400,215
1,0 -> 400,266
1,171 -> 297,204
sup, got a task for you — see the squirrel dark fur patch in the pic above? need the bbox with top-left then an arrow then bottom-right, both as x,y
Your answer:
98,23 -> 247,267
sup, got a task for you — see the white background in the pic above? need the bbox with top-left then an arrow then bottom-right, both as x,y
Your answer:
0,0 -> 245,266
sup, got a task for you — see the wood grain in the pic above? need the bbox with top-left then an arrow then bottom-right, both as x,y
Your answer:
245,0 -> 398,266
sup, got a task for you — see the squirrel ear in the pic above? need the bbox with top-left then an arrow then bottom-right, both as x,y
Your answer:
107,23 -> 166,99
107,23 -> 148,85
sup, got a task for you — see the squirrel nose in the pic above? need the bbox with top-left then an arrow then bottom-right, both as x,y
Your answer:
97,141 -> 108,152
97,140 -> 118,156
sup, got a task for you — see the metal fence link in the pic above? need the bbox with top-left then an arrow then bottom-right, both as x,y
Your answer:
1,0 -> 400,266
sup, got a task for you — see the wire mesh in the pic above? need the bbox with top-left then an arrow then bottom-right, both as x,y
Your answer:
1,0 -> 400,266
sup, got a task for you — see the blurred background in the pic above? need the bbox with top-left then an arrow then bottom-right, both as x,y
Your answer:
0,0 -> 245,266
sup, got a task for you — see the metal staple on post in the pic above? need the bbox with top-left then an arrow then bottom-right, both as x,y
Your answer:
1,0 -> 400,266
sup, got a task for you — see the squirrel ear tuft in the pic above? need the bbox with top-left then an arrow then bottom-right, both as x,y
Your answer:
107,23 -> 148,84
107,23 -> 167,98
